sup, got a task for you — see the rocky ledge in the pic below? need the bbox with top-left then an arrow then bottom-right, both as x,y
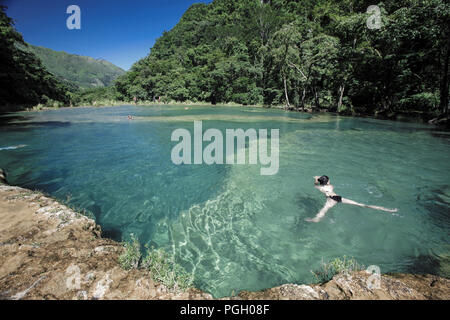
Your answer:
0,170 -> 448,300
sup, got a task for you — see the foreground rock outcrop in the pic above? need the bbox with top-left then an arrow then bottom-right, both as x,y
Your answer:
0,174 -> 448,300
0,182 -> 211,300
238,272 -> 449,300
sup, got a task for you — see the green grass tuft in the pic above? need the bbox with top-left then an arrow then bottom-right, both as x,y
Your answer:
118,234 -> 142,270
118,235 -> 193,291
311,256 -> 364,283
141,245 -> 193,291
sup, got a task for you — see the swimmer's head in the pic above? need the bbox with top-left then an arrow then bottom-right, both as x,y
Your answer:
314,175 -> 329,186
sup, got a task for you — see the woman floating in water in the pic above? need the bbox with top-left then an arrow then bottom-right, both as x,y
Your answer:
306,175 -> 398,223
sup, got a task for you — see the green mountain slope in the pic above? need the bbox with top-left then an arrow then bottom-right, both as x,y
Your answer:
28,45 -> 125,90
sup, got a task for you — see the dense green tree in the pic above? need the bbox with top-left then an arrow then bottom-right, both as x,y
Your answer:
0,6 -> 69,110
2,1 -> 448,119
115,0 -> 449,119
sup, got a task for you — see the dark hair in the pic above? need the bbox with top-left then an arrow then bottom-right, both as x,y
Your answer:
318,175 -> 329,186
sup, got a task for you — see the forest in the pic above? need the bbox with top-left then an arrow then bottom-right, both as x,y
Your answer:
1,0 -> 449,120
0,5 -> 70,109
114,0 -> 449,119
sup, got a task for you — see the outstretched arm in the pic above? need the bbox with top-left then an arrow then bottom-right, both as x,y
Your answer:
341,198 -> 397,213
305,198 -> 337,223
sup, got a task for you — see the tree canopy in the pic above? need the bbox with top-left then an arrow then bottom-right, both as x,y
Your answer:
0,5 -> 70,110
115,0 -> 449,118
1,1 -> 449,119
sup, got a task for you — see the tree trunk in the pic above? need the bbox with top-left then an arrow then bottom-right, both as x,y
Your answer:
338,84 -> 345,111
313,85 -> 320,109
283,74 -> 290,108
440,38 -> 450,115
301,88 -> 306,108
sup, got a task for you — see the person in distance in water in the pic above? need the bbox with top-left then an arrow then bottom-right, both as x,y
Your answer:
306,175 -> 398,223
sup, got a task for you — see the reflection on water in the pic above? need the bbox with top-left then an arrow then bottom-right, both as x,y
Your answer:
0,105 -> 449,297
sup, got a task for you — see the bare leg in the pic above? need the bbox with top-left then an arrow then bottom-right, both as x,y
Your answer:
305,198 -> 338,223
342,198 -> 397,213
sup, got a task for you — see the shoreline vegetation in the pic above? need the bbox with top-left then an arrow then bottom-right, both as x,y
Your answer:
0,169 -> 449,300
18,100 -> 449,127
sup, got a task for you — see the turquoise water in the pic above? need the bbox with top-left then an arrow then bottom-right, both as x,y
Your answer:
0,105 -> 449,297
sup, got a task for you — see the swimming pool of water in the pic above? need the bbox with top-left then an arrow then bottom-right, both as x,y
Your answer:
0,105 -> 449,297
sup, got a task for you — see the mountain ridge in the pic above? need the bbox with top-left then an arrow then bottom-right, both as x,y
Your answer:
27,44 -> 126,90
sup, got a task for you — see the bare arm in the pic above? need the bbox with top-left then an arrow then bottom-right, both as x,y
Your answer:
341,198 -> 397,213
305,198 -> 337,223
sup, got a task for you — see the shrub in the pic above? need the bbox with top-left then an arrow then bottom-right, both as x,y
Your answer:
141,245 -> 193,291
118,234 -> 142,270
398,92 -> 439,112
117,235 -> 193,291
311,256 -> 364,283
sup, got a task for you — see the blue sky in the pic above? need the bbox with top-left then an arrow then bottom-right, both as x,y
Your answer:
3,0 -> 212,70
